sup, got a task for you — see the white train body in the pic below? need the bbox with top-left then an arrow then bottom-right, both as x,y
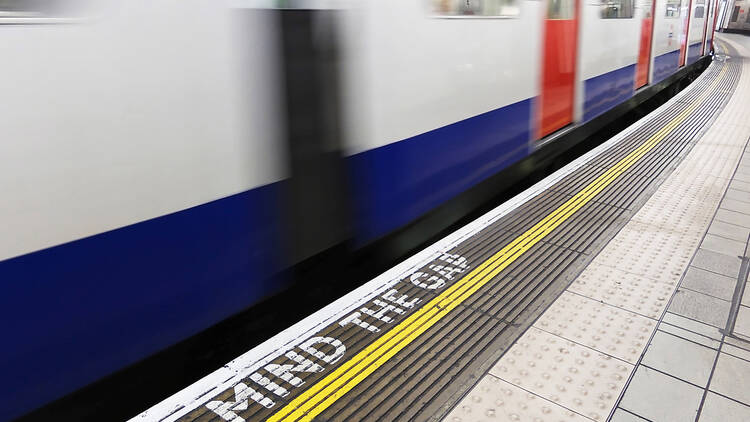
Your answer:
719,0 -> 750,31
0,1 -> 286,263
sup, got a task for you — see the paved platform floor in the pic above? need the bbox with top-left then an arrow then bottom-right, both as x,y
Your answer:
614,40 -> 750,422
445,33 -> 750,422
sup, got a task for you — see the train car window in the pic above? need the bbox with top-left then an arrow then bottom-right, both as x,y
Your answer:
600,0 -> 634,18
665,0 -> 681,17
547,0 -> 575,19
431,0 -> 521,17
731,5 -> 740,21
694,5 -> 704,18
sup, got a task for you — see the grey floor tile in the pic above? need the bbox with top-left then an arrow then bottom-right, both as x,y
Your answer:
710,352 -> 750,404
724,335 -> 750,353
743,283 -> 750,306
663,312 -> 724,340
620,366 -> 703,422
733,306 -> 750,338
681,266 -> 738,300
723,189 -> 750,205
658,323 -> 721,349
691,248 -> 743,278
700,234 -> 747,258
734,170 -> 750,183
668,288 -> 731,328
721,198 -> 750,215
723,343 -> 750,361
611,408 -> 649,422
715,208 -> 750,229
699,392 -> 750,421
708,220 -> 750,243
642,331 -> 718,386
731,180 -> 750,193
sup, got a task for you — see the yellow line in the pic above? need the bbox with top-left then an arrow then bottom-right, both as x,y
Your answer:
267,57 -> 728,422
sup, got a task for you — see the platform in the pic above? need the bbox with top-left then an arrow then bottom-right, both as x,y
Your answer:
135,33 -> 750,422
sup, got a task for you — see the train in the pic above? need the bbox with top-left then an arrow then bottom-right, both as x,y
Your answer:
717,0 -> 750,31
0,0 -> 720,419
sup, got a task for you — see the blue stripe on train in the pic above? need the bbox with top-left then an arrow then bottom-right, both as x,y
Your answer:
0,182 -> 286,420
583,64 -> 636,121
687,41 -> 703,65
349,98 -> 533,242
653,49 -> 681,84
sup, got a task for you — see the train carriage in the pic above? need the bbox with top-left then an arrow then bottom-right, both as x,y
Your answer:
0,0 -> 718,419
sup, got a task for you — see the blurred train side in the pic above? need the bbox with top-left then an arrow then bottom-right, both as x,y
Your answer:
719,0 -> 750,31
0,2 -> 288,419
0,0 -> 719,419
343,0 -> 717,241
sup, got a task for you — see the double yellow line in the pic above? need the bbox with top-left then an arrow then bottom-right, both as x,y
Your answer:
267,57 -> 727,422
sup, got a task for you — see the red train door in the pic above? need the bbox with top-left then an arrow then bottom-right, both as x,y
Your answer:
636,0 -> 657,88
704,0 -> 719,54
679,0 -> 694,66
540,0 -> 578,138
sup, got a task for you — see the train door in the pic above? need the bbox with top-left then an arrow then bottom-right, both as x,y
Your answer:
711,0 -> 720,50
539,0 -> 578,138
701,0 -> 712,54
730,6 -> 740,22
715,0 -> 726,28
679,0 -> 694,66
636,0 -> 657,88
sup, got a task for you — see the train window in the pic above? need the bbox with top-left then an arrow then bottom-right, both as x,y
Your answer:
548,0 -> 575,19
665,0 -> 681,17
694,5 -> 704,18
431,0 -> 521,17
731,5 -> 740,22
600,0 -> 634,18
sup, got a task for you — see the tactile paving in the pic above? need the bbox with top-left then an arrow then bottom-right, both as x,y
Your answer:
533,292 -> 655,364
568,263 -> 674,319
443,375 -> 588,422
678,137 -> 748,178
632,176 -> 727,233
591,220 -> 698,284
488,328 -> 632,421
